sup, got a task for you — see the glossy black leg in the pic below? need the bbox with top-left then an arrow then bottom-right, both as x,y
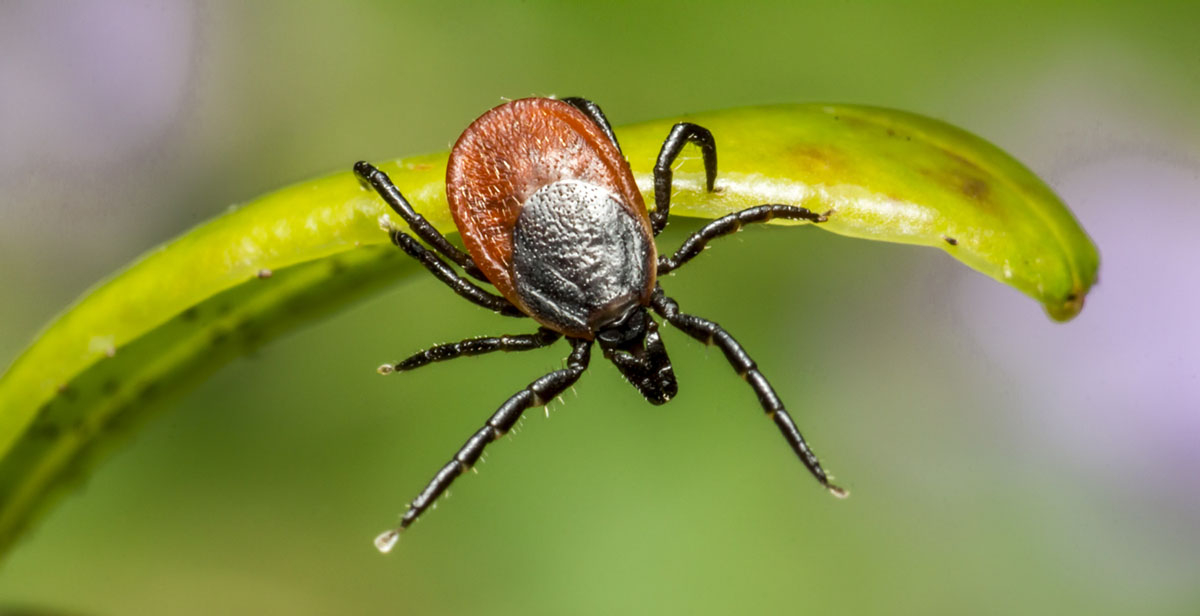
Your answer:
379,327 -> 562,374
375,337 -> 593,552
354,161 -> 488,281
561,97 -> 622,155
658,204 -> 828,275
382,222 -> 525,317
650,288 -> 845,497
652,122 -> 717,236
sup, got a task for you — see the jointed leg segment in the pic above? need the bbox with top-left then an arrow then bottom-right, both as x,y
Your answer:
652,122 -> 718,236
357,160 -> 522,316
650,288 -> 844,497
375,338 -> 593,552
354,161 -> 488,281
380,327 -> 562,374
658,204 -> 828,274
381,222 -> 525,318
562,97 -> 622,155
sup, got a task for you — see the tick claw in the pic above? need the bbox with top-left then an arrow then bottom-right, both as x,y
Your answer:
374,528 -> 401,553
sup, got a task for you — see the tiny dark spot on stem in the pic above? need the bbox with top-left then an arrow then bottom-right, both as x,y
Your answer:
37,423 -> 62,439
105,403 -> 136,433
920,167 -> 993,207
210,328 -> 230,346
788,145 -> 844,173
257,269 -> 273,279
138,382 -> 160,400
960,176 -> 989,201
887,129 -> 895,137
1065,292 -> 1078,301
32,410 -> 62,438
236,319 -> 264,347
57,384 -> 79,403
943,236 -> 958,246
181,307 -> 199,321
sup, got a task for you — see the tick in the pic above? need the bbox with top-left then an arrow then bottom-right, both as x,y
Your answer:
355,97 -> 844,553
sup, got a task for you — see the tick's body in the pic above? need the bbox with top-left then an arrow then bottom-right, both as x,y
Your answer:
448,99 -> 655,338
355,97 -> 842,552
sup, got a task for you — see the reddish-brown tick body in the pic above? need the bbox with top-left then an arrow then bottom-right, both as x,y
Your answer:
447,98 -> 657,339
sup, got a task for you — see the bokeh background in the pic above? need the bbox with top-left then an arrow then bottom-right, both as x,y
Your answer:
1,1 -> 1197,614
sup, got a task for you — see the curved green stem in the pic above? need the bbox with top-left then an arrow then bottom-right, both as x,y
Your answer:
0,103 -> 1098,558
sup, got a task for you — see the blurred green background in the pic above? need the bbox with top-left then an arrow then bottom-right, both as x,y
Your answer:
2,1 -> 1198,614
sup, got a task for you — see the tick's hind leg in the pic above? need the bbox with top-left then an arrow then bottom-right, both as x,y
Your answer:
379,327 -> 562,374
650,288 -> 845,497
652,122 -> 718,236
354,161 -> 488,282
658,204 -> 828,275
375,337 -> 593,553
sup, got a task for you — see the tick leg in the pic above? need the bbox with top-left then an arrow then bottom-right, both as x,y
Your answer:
561,97 -> 622,155
375,338 -> 593,552
652,122 -> 717,236
658,204 -> 828,275
650,289 -> 845,497
382,221 -> 525,317
354,161 -> 488,282
379,327 -> 562,374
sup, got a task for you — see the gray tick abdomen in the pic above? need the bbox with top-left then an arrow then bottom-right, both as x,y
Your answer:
512,180 -> 653,338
